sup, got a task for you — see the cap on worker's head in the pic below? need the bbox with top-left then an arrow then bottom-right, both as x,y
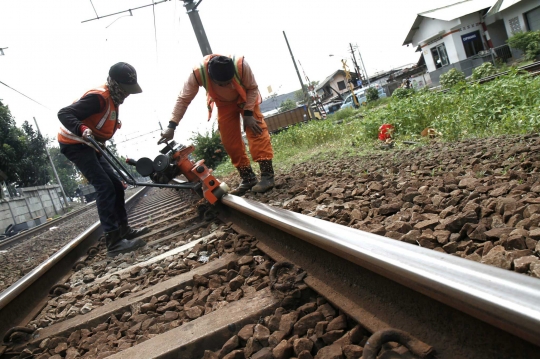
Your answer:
109,62 -> 142,94
208,56 -> 235,82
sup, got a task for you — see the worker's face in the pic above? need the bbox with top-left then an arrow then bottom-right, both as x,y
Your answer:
211,77 -> 233,87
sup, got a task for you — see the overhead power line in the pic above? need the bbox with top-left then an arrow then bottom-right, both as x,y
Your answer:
116,129 -> 161,144
89,0 -> 99,18
0,80 -> 51,110
82,0 -> 169,23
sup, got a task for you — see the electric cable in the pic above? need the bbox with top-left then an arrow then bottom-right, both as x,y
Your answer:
152,0 -> 158,62
0,80 -> 51,110
89,0 -> 99,18
116,129 -> 161,144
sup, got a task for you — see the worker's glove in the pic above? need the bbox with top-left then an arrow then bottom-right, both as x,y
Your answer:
159,128 -> 175,144
81,127 -> 93,141
243,115 -> 263,136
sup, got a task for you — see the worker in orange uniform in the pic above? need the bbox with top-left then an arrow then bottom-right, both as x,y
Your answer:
57,62 -> 148,257
159,55 -> 275,195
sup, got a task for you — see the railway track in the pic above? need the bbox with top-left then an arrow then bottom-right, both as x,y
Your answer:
0,187 -> 539,359
0,202 -> 98,251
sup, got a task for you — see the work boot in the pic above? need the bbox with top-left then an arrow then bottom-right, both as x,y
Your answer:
120,223 -> 150,240
230,166 -> 258,196
252,160 -> 275,193
105,228 -> 146,258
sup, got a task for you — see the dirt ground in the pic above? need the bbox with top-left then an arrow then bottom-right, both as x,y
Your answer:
225,134 -> 540,278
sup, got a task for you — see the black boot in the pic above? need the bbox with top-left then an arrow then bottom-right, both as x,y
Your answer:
105,228 -> 146,258
230,166 -> 258,196
252,160 -> 275,193
120,223 -> 150,240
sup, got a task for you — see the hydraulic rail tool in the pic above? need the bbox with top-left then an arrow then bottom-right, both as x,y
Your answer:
86,137 -> 229,204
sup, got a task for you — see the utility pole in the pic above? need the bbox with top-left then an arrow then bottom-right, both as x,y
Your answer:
33,117 -> 70,208
342,60 -> 359,108
0,47 -> 8,56
183,0 -> 212,56
283,31 -> 315,119
356,44 -> 370,86
349,43 -> 361,85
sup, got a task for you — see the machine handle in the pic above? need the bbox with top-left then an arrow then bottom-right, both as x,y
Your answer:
126,158 -> 137,166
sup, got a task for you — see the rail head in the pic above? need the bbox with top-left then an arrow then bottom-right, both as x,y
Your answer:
221,194 -> 540,347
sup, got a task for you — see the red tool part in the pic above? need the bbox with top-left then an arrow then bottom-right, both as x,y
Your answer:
171,145 -> 222,204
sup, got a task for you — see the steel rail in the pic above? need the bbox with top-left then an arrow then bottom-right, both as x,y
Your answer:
0,201 -> 98,250
0,187 -> 148,339
220,194 -> 540,347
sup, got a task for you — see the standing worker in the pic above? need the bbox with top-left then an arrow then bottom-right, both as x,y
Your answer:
57,62 -> 148,257
160,55 -> 275,196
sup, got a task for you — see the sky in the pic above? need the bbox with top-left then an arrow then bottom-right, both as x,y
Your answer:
0,0 -> 460,160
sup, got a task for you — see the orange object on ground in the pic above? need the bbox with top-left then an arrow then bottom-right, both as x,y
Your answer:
217,103 -> 273,168
378,124 -> 394,141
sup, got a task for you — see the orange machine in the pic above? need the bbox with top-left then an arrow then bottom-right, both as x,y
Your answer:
87,137 -> 228,205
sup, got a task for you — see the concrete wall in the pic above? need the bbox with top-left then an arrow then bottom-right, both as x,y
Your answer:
487,19 -> 509,47
429,56 -> 492,85
498,0 -> 539,35
0,185 -> 65,233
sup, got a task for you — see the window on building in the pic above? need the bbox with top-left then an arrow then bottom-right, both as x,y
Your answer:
526,6 -> 540,31
337,80 -> 346,90
461,30 -> 484,58
431,44 -> 449,69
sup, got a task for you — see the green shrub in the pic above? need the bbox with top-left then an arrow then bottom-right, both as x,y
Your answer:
526,40 -> 540,61
366,87 -> 379,102
440,68 -> 466,88
190,125 -> 229,169
392,88 -> 415,99
472,62 -> 497,80
508,30 -> 540,60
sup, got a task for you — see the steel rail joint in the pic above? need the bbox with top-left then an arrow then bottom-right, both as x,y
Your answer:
220,194 -> 540,347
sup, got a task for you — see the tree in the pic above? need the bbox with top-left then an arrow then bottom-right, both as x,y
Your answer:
278,99 -> 297,113
366,87 -> 379,103
48,146 -> 80,197
17,121 -> 50,187
0,100 -> 25,185
294,81 -> 320,104
0,100 -> 49,187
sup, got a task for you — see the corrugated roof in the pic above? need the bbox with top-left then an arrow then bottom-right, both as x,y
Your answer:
403,0 -> 495,45
485,0 -> 522,16
420,0 -> 493,21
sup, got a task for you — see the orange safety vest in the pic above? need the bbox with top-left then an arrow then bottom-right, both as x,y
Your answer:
193,54 -> 262,120
58,85 -> 120,145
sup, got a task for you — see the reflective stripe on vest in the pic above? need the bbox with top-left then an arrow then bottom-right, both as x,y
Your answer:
57,85 -> 118,144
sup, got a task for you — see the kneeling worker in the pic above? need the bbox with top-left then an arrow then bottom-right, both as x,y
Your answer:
160,55 -> 275,195
57,62 -> 148,257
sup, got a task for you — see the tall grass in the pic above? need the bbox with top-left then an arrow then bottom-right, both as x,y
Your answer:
214,70 -> 540,175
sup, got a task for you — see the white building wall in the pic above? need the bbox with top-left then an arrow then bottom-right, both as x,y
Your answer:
412,18 -> 459,46
418,11 -> 488,72
499,0 -> 540,35
422,43 -> 438,72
